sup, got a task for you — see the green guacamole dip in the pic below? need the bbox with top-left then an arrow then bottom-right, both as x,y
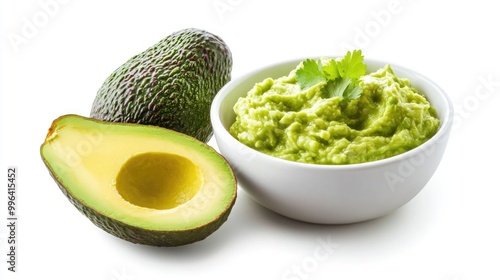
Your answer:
229,61 -> 440,165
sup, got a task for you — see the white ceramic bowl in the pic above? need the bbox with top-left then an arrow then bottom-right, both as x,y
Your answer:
210,57 -> 453,224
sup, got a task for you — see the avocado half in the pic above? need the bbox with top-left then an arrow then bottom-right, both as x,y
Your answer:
40,115 -> 237,246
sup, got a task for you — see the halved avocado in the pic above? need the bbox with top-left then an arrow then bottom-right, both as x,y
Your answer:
40,115 -> 237,246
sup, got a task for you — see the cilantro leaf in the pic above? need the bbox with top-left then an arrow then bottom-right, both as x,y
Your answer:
324,78 -> 351,99
296,50 -> 367,101
344,81 -> 363,100
321,59 -> 340,80
337,50 -> 366,79
296,59 -> 327,90
324,78 -> 363,100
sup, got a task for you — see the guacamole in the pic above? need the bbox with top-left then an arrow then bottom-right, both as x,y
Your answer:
229,59 -> 440,165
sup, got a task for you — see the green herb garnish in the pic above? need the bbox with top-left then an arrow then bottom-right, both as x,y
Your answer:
296,50 -> 366,101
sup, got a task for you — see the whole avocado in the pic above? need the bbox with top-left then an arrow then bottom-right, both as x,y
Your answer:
90,28 -> 232,142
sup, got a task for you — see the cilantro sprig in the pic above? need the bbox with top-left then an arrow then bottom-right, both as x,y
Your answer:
296,50 -> 367,101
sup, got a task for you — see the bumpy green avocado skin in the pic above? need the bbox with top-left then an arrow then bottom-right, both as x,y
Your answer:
90,28 -> 232,142
50,171 -> 236,247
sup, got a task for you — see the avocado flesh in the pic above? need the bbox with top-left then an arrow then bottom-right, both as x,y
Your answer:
90,28 -> 232,142
40,115 -> 237,246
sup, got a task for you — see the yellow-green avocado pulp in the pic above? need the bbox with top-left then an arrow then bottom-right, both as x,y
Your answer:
41,115 -> 237,246
230,62 -> 440,165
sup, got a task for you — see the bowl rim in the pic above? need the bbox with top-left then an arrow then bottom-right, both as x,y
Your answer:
211,56 -> 454,171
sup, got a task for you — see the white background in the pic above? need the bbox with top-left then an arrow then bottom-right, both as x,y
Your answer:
1,0 -> 499,279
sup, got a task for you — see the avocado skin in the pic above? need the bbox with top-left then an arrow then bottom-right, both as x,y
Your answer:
49,169 -> 236,247
90,28 -> 232,142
